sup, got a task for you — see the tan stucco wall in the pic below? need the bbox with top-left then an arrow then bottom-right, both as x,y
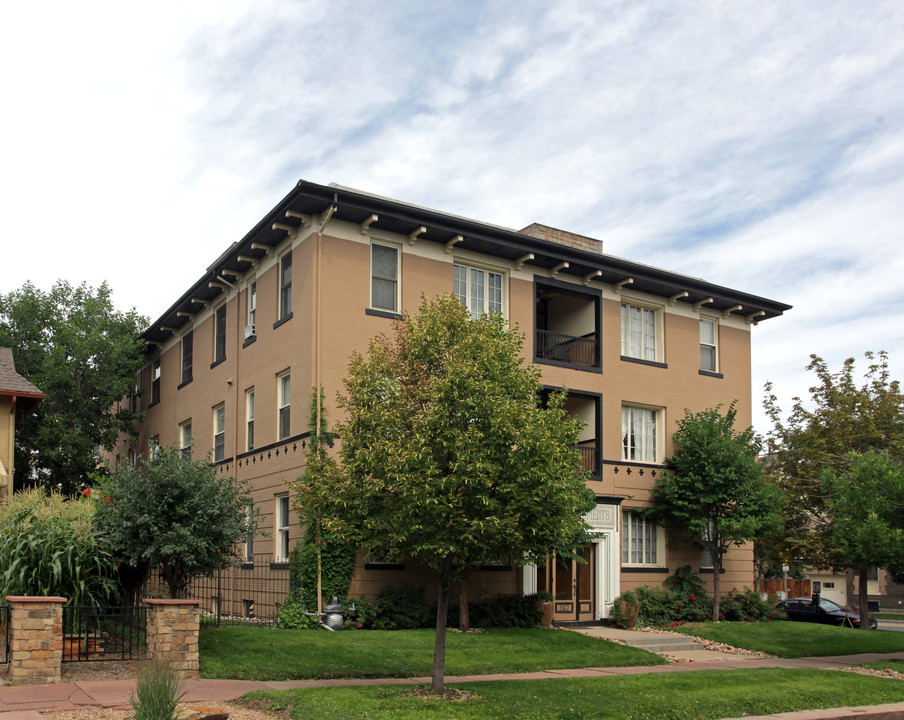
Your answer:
0,397 -> 13,497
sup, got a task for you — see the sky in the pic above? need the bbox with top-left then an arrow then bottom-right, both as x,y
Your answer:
2,0 -> 902,436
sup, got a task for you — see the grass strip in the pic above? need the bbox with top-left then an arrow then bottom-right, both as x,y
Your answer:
199,626 -> 664,680
240,668 -> 904,720
669,620 -> 904,657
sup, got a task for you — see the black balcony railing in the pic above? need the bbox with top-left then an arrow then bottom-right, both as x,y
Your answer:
536,330 -> 598,367
576,444 -> 598,474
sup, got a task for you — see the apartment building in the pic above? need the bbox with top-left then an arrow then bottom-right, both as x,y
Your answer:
114,180 -> 790,622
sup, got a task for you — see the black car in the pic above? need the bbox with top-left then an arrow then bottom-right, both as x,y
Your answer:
775,597 -> 878,629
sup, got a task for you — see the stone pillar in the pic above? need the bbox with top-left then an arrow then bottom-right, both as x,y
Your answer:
7,596 -> 66,685
144,599 -> 201,679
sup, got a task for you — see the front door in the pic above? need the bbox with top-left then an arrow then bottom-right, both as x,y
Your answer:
537,545 -> 595,622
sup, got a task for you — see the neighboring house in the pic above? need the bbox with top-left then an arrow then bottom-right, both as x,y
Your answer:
806,567 -> 904,612
110,180 -> 790,622
0,347 -> 45,498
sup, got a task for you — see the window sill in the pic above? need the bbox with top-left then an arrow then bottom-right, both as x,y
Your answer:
241,562 -> 254,570
148,400 -> 160,409
270,562 -> 289,570
699,567 -> 726,574
273,313 -> 293,330
364,563 -> 405,571
698,369 -> 723,379
366,308 -> 402,320
622,566 -> 670,574
210,358 -> 225,370
177,378 -> 193,390
620,355 -> 668,369
242,335 -> 257,349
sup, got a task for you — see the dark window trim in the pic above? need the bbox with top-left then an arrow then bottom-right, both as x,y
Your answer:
541,385 -> 602,477
620,355 -> 668,369
622,566 -> 670,574
210,358 -> 225,370
273,312 -> 293,330
534,357 -> 603,374
365,308 -> 402,320
242,335 -> 257,349
269,562 -> 289,570
147,400 -> 160,409
364,563 -> 405,571
212,455 -> 234,466
470,564 -> 514,572
534,276 -> 602,371
241,562 -> 255,570
699,567 -> 726,574
177,379 -> 192,390
698,369 -> 724,379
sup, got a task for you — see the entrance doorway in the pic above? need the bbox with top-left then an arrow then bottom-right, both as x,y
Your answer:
537,545 -> 596,622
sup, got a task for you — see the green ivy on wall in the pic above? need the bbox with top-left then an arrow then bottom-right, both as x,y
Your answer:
289,525 -> 355,609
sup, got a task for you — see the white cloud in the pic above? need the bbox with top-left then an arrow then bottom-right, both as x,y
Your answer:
2,0 -> 903,435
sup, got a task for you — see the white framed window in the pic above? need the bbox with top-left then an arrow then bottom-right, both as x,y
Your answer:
700,317 -> 718,372
622,511 -> 661,565
622,405 -> 661,463
181,331 -> 193,385
244,501 -> 255,562
148,435 -> 160,460
247,279 -> 257,328
620,302 -> 660,361
128,448 -> 137,467
245,387 -> 255,451
275,494 -> 290,562
213,403 -> 226,462
277,370 -> 291,440
179,420 -> 192,460
279,252 -> 293,320
151,360 -> 161,405
213,305 -> 226,364
371,242 -> 399,312
453,264 -> 503,318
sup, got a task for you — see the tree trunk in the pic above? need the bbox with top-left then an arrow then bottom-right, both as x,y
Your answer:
458,576 -> 470,632
858,568 -> 871,631
432,558 -> 454,694
711,550 -> 722,622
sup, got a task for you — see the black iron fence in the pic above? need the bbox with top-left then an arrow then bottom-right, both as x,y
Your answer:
1,604 -> 8,665
142,554 -> 291,628
61,605 -> 146,663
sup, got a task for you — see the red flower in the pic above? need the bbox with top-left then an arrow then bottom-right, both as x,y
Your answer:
105,497 -> 111,502
689,595 -> 695,601
82,488 -> 90,496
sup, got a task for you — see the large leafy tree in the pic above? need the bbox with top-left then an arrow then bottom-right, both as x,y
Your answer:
0,280 -> 147,492
762,352 -> 904,574
294,294 -> 593,693
822,451 -> 904,629
94,446 -> 257,599
647,403 -> 782,621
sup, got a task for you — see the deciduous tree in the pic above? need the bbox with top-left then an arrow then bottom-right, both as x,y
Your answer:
293,294 -> 594,693
0,280 -> 147,492
94,447 -> 257,598
648,403 -> 782,621
762,352 -> 904,574
822,451 -> 904,629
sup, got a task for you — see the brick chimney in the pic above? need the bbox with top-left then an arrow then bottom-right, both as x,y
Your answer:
518,224 -> 602,254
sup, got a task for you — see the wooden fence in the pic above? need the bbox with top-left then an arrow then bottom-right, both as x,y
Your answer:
756,578 -> 811,597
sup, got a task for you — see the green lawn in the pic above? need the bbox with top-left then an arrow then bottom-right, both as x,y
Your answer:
200,626 -> 665,680
240,668 -> 904,720
861,659 -> 904,673
671,620 -> 904,657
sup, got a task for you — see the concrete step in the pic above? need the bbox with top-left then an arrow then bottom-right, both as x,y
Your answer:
621,635 -> 701,653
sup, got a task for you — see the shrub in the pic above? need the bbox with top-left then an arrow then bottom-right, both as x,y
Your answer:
352,586 -> 432,630
719,588 -> 779,621
0,488 -> 118,606
446,594 -> 544,628
278,599 -> 321,629
607,590 -> 640,629
609,585 -> 710,627
129,659 -> 184,720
